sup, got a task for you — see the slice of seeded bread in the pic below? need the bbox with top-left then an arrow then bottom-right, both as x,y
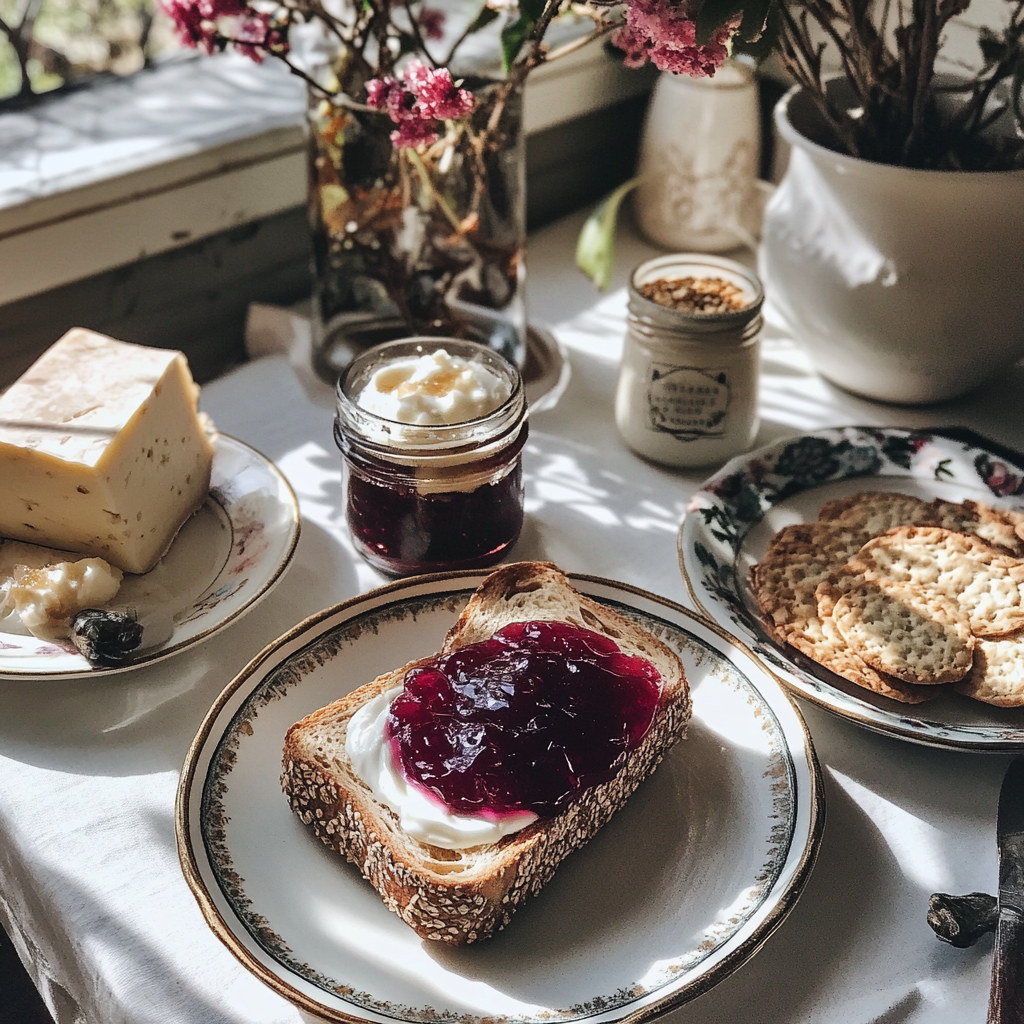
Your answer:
281,561 -> 691,945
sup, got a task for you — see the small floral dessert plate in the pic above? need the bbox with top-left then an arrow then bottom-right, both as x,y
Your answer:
680,425 -> 1024,750
177,571 -> 822,1024
0,434 -> 300,679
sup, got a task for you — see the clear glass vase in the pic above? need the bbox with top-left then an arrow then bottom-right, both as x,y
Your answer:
307,75 -> 527,383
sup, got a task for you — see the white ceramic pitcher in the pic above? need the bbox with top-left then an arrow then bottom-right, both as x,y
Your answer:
633,61 -> 761,252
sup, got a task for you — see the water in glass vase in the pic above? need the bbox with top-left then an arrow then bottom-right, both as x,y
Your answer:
307,76 -> 527,383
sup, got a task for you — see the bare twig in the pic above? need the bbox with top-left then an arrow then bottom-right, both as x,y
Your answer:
902,0 -> 939,163
4,0 -> 43,98
400,3 -> 439,70
246,44 -> 381,110
776,2 -> 863,155
773,0 -> 1024,167
544,18 -> 620,63
299,0 -> 351,44
443,6 -> 489,67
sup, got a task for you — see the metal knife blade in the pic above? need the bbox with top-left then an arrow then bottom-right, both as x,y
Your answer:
988,755 -> 1024,1024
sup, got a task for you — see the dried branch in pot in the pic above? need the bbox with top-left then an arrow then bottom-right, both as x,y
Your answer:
772,0 -> 1024,169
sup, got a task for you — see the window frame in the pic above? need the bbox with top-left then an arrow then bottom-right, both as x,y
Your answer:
0,46 -> 655,308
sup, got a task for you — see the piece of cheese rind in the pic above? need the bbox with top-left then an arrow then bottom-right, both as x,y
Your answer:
0,329 -> 214,574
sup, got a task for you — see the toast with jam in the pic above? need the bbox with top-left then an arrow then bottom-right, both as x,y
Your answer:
281,562 -> 691,944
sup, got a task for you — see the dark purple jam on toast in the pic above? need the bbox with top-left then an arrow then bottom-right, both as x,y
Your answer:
385,620 -> 662,817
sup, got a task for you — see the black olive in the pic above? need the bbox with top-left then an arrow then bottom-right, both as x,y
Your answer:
70,609 -> 144,666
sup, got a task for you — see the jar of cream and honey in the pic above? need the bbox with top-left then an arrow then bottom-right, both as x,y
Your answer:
615,254 -> 764,468
335,338 -> 527,576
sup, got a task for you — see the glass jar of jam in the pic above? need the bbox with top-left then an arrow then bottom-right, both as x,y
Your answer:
335,338 -> 528,577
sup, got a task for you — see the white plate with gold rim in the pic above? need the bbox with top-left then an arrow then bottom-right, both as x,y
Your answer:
680,425 -> 1024,750
177,571 -> 822,1024
0,434 -> 300,678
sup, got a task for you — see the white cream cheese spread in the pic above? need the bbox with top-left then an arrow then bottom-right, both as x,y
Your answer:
345,686 -> 538,850
0,547 -> 123,640
355,349 -> 512,426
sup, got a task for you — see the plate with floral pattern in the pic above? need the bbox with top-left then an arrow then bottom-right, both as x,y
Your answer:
0,433 -> 300,678
679,426 -> 1024,749
177,570 -> 822,1024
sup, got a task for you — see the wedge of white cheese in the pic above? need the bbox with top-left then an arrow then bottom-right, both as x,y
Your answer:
0,329 -> 215,574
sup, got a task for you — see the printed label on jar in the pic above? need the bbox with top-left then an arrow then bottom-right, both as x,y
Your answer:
646,364 -> 730,440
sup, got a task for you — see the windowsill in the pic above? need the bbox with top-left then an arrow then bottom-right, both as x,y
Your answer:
0,46 -> 655,308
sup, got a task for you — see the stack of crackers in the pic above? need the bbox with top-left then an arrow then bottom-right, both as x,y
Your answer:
751,492 -> 1024,706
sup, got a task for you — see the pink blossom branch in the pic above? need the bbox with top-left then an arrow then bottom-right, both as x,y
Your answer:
285,0 -> 349,42
219,33 -> 382,109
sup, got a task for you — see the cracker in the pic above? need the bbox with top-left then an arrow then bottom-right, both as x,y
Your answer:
954,632 -> 1024,707
794,615 -> 935,702
753,524 -> 869,642
757,490 -> 1024,707
829,580 -> 974,684
751,553 -> 832,642
817,491 -> 1024,555
846,526 -> 1024,638
816,492 -> 938,535
807,583 -> 938,703
945,500 -> 1024,557
752,525 -> 933,702
765,522 -> 870,562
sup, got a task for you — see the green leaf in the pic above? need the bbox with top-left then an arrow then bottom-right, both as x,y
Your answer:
694,0 -> 743,46
734,483 -> 763,523
880,434 -> 917,469
736,0 -> 774,44
499,0 -> 548,69
463,5 -> 499,36
396,32 -> 422,56
519,0 -> 547,21
694,541 -> 717,569
575,178 -> 640,291
501,15 -> 533,71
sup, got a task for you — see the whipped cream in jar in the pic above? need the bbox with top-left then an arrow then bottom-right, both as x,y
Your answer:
615,254 -> 764,468
335,338 -> 528,576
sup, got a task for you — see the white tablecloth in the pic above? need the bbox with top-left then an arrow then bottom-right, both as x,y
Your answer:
2,210 -> 1024,1024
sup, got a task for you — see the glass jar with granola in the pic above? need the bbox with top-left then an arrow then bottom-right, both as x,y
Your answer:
615,253 -> 764,468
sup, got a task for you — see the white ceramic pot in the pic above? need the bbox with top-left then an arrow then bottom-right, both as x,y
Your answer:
760,87 -> 1024,405
634,61 -> 761,252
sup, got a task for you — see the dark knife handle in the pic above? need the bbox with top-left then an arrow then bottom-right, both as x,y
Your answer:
988,904 -> 1024,1023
